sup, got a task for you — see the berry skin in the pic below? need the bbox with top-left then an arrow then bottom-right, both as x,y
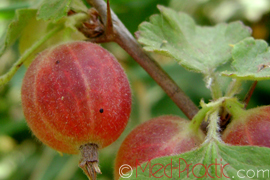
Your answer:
21,41 -> 131,179
114,115 -> 205,180
222,106 -> 270,147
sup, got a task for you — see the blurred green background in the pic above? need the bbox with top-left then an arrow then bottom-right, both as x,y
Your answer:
1,0 -> 270,179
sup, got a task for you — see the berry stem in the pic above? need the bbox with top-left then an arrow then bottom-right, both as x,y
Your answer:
85,0 -> 199,120
79,143 -> 101,180
190,106 -> 212,132
0,25 -> 63,86
223,98 -> 245,119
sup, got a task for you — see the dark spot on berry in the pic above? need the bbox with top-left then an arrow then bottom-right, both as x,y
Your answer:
56,60 -> 60,64
99,108 -> 104,113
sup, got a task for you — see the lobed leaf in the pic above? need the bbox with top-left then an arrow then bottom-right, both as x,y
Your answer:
37,0 -> 72,22
222,37 -> 270,80
122,141 -> 270,179
137,5 -> 251,74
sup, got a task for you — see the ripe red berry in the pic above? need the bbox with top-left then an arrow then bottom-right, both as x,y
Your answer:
114,115 -> 205,179
21,41 -> 131,179
222,106 -> 270,148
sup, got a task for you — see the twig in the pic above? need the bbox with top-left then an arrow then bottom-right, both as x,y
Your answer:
84,0 -> 199,120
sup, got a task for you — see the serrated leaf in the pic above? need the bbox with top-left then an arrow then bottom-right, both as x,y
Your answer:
37,0 -> 72,22
137,5 -> 251,74
222,37 -> 270,80
0,9 -> 37,57
121,141 -> 270,180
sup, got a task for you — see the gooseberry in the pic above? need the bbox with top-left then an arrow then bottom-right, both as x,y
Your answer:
222,105 -> 270,148
21,41 -> 132,179
114,115 -> 205,179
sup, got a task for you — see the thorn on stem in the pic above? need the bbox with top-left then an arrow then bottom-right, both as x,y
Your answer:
106,0 -> 113,35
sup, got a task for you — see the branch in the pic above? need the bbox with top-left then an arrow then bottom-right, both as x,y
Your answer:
85,0 -> 199,120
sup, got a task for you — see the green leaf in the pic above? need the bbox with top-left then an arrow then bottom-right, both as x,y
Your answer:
222,37 -> 270,80
137,5 -> 251,74
37,0 -> 72,22
0,25 -> 64,86
70,0 -> 88,13
19,12 -> 86,66
0,9 -> 37,57
122,141 -> 270,179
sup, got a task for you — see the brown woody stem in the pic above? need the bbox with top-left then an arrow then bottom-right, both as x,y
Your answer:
85,0 -> 199,120
79,143 -> 101,180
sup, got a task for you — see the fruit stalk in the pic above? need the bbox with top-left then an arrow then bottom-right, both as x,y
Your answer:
190,106 -> 212,132
223,98 -> 245,119
85,0 -> 199,120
